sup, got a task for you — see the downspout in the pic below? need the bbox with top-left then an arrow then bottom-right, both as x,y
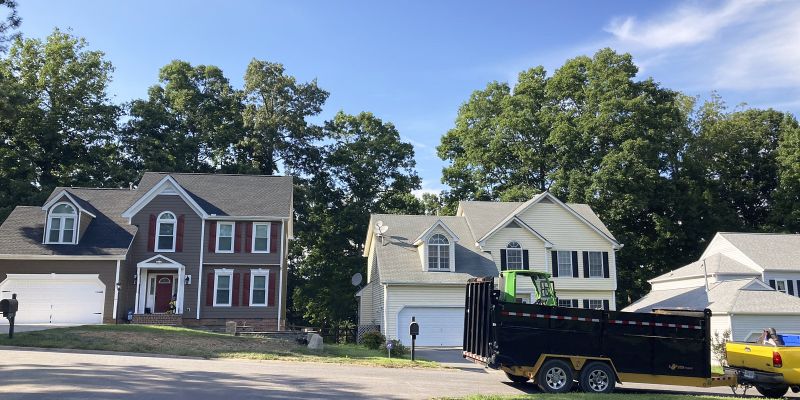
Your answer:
113,259 -> 120,322
278,220 -> 286,330
196,219 -> 205,319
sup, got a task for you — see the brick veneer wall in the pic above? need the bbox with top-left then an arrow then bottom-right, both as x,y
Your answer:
131,314 -> 183,326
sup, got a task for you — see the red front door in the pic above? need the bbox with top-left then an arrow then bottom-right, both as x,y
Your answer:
154,275 -> 174,313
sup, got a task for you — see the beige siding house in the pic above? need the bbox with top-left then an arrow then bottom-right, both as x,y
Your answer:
358,192 -> 621,346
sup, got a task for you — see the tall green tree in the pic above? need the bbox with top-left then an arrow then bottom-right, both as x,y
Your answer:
121,60 -> 243,176
0,29 -> 123,221
0,0 -> 20,52
235,59 -> 329,175
290,111 -> 421,326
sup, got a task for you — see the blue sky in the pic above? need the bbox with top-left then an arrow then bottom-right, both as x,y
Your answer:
18,0 -> 800,195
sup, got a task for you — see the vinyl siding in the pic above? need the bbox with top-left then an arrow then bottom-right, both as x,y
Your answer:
126,195 -> 202,319
0,259 -> 118,323
384,285 -> 464,339
484,224 -> 546,273
358,281 -> 374,325
203,220 -> 283,265
710,315 -> 732,365
78,211 -> 93,242
764,272 -> 800,297
200,265 -> 280,319
518,202 -> 617,291
730,314 -> 800,342
651,277 -> 710,290
700,235 -> 762,271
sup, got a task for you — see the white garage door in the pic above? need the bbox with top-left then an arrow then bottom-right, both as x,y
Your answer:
398,307 -> 463,347
0,274 -> 105,325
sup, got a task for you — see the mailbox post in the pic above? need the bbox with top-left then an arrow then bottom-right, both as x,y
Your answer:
1,293 -> 19,339
409,316 -> 419,361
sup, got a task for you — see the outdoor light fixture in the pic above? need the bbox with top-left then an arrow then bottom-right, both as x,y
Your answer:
185,275 -> 192,285
133,274 -> 138,285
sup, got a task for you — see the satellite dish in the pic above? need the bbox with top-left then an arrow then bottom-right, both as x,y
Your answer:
351,273 -> 363,287
376,220 -> 389,236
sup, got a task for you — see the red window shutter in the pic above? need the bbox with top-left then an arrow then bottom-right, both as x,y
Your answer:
268,271 -> 276,306
176,215 -> 185,252
205,272 -> 214,306
232,272 -> 240,306
147,214 -> 156,252
245,223 -> 253,253
242,272 -> 250,306
208,221 -> 216,253
233,223 -> 241,253
269,222 -> 280,253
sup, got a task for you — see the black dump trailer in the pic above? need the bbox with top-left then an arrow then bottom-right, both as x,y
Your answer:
463,277 -> 736,394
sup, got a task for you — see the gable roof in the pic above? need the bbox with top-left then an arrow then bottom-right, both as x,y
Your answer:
41,190 -> 97,218
716,232 -> 800,272
1,188 -> 139,258
368,214 -> 497,285
135,172 -> 293,218
413,220 -> 460,245
624,278 -> 800,315
649,253 -> 760,283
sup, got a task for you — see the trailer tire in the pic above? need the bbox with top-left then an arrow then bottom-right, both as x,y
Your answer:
504,372 -> 530,383
536,359 -> 574,393
755,384 -> 789,398
579,362 -> 615,394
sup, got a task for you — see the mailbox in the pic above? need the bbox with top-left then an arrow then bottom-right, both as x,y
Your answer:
409,319 -> 419,337
1,297 -> 18,318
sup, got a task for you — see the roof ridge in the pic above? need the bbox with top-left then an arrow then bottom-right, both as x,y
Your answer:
720,232 -> 800,236
145,172 -> 290,178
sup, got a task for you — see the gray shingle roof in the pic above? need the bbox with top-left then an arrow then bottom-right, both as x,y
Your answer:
459,198 -> 616,242
370,214 -> 498,285
650,253 -> 760,283
718,233 -> 800,272
136,172 -> 293,218
1,188 -> 139,256
623,278 -> 800,314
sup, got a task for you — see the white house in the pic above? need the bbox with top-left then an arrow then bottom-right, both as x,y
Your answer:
624,233 -> 800,343
357,192 -> 621,346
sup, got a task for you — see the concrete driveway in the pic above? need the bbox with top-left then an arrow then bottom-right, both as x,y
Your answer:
0,347 -> 797,399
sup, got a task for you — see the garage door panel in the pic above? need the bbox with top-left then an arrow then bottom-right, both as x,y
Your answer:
398,307 -> 464,347
0,274 -> 105,325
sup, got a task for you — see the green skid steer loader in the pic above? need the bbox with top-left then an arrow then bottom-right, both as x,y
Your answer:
498,270 -> 558,306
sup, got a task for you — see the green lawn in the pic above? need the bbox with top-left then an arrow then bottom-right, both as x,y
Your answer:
0,324 -> 438,368
445,395 -> 733,400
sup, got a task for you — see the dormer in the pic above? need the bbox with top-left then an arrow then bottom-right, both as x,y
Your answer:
414,220 -> 459,272
41,190 -> 97,245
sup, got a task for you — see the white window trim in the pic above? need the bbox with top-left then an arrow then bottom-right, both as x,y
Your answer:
558,299 -> 575,308
44,202 -> 78,245
557,251 -> 573,278
213,269 -> 233,307
427,234 -> 451,271
775,279 -> 788,294
155,211 -> 177,252
249,269 -> 270,307
588,299 -> 604,310
506,242 -> 523,270
216,222 -> 235,254
251,223 -> 271,254
587,251 -> 603,278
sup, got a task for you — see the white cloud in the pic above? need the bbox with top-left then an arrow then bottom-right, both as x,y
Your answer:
605,0 -> 765,50
411,180 -> 445,199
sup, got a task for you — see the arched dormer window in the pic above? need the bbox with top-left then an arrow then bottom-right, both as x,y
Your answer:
156,211 -> 177,252
428,233 -> 450,270
506,241 -> 523,270
46,202 -> 77,244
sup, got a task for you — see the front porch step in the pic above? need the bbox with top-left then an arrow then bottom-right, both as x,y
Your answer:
131,314 -> 182,326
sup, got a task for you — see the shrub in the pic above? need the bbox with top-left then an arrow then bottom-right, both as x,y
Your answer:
361,331 -> 385,350
711,328 -> 731,366
387,339 -> 407,357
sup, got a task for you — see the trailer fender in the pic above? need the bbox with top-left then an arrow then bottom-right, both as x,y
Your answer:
502,354 -> 622,384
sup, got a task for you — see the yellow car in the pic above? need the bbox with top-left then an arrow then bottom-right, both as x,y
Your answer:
726,340 -> 800,398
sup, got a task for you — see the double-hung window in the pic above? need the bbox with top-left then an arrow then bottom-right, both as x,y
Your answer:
250,270 -> 269,306
46,203 -> 77,244
216,222 -> 235,253
558,299 -> 574,308
213,269 -> 233,306
252,223 -> 270,253
427,234 -> 450,270
557,251 -> 572,277
588,299 -> 604,310
156,211 -> 176,252
588,251 -> 603,278
505,242 -> 523,270
775,280 -> 788,294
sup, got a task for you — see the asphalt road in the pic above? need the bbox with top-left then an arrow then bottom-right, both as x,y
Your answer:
0,347 -> 797,399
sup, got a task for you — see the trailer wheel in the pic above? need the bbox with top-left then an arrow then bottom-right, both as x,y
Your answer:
504,372 -> 530,383
755,384 -> 789,398
579,362 -> 615,394
536,359 -> 574,393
